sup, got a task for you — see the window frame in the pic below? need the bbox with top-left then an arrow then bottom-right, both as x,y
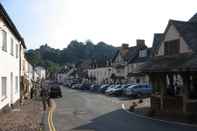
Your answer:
15,76 -> 18,94
1,30 -> 7,52
16,44 -> 19,58
164,39 -> 180,56
1,77 -> 7,99
10,38 -> 14,56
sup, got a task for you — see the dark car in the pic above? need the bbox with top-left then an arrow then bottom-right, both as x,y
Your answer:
89,84 -> 100,92
50,86 -> 62,98
80,84 -> 91,90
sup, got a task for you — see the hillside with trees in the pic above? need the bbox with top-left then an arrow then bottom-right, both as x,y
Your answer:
25,40 -> 118,73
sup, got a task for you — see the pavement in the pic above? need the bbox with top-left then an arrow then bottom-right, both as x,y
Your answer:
0,99 -> 43,131
47,87 -> 197,131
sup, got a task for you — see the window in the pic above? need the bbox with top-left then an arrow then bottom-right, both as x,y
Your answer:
139,49 -> 147,57
2,30 -> 7,52
10,38 -> 14,56
16,44 -> 19,58
15,76 -> 18,93
164,39 -> 180,55
1,77 -> 7,98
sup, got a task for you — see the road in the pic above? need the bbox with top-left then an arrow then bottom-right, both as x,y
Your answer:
51,87 -> 197,131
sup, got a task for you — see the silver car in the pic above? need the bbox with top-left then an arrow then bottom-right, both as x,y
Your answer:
124,84 -> 152,97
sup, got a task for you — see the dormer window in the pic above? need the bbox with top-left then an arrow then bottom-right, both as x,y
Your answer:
164,39 -> 180,55
139,49 -> 147,57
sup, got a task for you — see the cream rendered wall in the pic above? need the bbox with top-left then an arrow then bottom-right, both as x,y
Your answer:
0,18 -> 20,109
88,67 -> 112,84
126,62 -> 149,84
157,25 -> 192,56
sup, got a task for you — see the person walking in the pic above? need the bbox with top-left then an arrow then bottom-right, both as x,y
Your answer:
40,81 -> 50,111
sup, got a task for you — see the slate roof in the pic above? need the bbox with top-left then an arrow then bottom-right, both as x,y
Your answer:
189,13 -> 197,22
58,68 -> 69,73
143,13 -> 197,73
142,53 -> 197,73
170,20 -> 197,52
112,45 -> 147,63
0,3 -> 26,48
128,47 -> 151,64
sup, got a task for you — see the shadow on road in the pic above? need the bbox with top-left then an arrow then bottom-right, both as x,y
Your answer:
71,109 -> 197,131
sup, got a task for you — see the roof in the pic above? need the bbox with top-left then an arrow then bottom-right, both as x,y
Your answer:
142,53 -> 197,73
127,72 -> 145,77
151,33 -> 164,56
58,68 -> 69,74
189,13 -> 197,22
129,48 -> 151,64
170,20 -> 197,52
112,45 -> 147,63
0,3 -> 26,48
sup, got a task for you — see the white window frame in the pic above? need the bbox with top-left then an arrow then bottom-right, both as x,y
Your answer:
1,30 -> 7,52
15,76 -> 18,94
16,44 -> 19,58
1,77 -> 7,98
10,38 -> 14,56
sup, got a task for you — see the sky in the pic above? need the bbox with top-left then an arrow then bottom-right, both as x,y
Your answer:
1,0 -> 197,49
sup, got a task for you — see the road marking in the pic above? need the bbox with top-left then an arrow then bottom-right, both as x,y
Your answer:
48,100 -> 56,131
121,104 -> 197,128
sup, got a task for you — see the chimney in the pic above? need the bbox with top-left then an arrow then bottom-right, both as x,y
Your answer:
121,43 -> 129,57
136,39 -> 146,48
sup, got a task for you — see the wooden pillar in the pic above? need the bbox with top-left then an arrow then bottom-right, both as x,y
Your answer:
168,73 -> 174,88
159,73 -> 167,110
181,73 -> 190,113
149,73 -> 155,93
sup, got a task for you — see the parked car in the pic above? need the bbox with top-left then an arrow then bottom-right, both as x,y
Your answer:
110,84 -> 131,96
71,83 -> 81,89
89,84 -> 100,92
50,85 -> 62,98
105,85 -> 121,95
98,84 -> 111,93
124,84 -> 152,97
80,84 -> 91,90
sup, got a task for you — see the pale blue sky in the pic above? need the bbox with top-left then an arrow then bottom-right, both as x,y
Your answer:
1,0 -> 197,49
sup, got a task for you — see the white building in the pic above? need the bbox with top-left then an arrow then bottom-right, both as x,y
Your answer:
88,67 -> 113,84
35,66 -> 46,80
57,66 -> 77,85
0,4 -> 26,109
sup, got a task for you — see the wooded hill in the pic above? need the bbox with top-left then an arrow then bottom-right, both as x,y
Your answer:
25,40 -> 118,73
